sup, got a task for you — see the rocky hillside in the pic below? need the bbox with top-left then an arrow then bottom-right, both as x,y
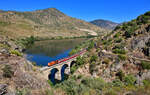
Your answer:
90,19 -> 119,30
0,8 -> 107,39
50,11 -> 150,95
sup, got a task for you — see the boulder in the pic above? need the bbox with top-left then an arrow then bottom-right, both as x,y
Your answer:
0,84 -> 7,95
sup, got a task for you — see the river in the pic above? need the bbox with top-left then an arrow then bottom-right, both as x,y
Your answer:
25,38 -> 87,66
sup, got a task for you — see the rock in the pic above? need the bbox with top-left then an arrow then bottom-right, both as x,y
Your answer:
146,25 -> 150,32
142,47 -> 150,56
0,48 -> 9,54
131,35 -> 150,50
0,84 -> 7,95
136,70 -> 150,86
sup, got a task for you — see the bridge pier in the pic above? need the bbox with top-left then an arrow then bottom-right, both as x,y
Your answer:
64,67 -> 70,75
55,70 -> 61,80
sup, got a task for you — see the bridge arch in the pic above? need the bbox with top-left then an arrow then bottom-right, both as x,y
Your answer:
70,60 -> 76,67
61,64 -> 69,81
48,68 -> 59,84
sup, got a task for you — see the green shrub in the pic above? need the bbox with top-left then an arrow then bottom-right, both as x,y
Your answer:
144,11 -> 150,16
112,49 -> 126,54
113,32 -> 120,38
10,50 -> 22,56
89,62 -> 98,74
87,41 -> 95,51
90,55 -> 98,62
112,79 -> 124,87
69,49 -> 77,55
124,28 -> 134,38
143,79 -> 150,88
116,70 -> 125,81
102,58 -> 110,64
141,61 -> 150,70
104,90 -> 117,95
114,25 -> 121,31
118,54 -> 126,61
124,75 -> 136,86
2,65 -> 14,78
81,78 -> 106,90
18,36 -> 36,47
113,44 -> 125,50
115,38 -> 122,43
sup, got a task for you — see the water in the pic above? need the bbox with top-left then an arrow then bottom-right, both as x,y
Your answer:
25,38 -> 86,66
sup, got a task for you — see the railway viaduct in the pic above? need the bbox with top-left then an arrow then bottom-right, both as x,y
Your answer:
39,52 -> 84,84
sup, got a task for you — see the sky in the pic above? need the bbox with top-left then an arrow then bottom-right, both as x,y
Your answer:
0,0 -> 150,23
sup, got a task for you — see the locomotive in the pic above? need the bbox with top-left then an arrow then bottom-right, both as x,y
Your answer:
48,49 -> 86,66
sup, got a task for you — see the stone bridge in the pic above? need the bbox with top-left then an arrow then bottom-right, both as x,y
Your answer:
40,51 -> 85,84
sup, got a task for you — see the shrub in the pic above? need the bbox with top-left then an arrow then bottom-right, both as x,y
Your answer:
113,32 -> 120,38
81,78 -> 106,90
76,56 -> 85,65
114,25 -> 121,31
124,75 -> 136,86
116,70 -> 125,81
112,49 -> 126,54
89,62 -> 98,74
69,49 -> 77,55
102,58 -> 110,64
2,65 -> 14,78
115,38 -> 122,43
10,50 -> 22,56
118,54 -> 126,61
112,79 -> 124,87
87,41 -> 95,50
90,55 -> 98,62
104,90 -> 117,95
143,79 -> 150,88
124,28 -> 134,38
141,61 -> 150,70
113,44 -> 125,50
18,36 -> 36,47
144,11 -> 150,16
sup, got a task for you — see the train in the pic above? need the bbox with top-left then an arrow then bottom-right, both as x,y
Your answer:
48,49 -> 86,66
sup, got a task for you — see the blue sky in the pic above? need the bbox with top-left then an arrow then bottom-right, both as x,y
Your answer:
0,0 -> 150,23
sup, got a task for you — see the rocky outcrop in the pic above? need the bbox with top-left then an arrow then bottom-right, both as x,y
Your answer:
131,35 -> 150,50
0,54 -> 49,94
0,84 -> 7,95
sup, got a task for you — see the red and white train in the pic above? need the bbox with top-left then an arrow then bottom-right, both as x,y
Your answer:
48,49 -> 86,66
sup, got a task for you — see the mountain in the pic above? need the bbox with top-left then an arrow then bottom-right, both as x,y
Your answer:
0,8 -> 107,39
90,19 -> 119,30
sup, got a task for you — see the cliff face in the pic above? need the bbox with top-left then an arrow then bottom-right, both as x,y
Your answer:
0,8 -> 107,39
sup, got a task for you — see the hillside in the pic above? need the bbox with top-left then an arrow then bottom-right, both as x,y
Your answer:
90,19 -> 119,30
0,8 -> 107,39
50,11 -> 150,95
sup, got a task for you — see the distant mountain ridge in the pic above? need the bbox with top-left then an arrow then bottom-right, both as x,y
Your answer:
90,19 -> 119,30
0,8 -> 108,39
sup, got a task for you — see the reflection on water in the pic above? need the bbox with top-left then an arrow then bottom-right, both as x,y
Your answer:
25,38 -> 86,66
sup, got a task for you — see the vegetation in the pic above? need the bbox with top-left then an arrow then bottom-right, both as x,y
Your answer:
141,61 -> 150,70
118,54 -> 127,61
112,49 -> 126,54
116,70 -> 125,81
2,65 -> 14,78
87,40 -> 95,51
89,62 -> 98,74
17,36 -> 36,47
124,75 -> 136,86
70,56 -> 85,73
90,55 -> 98,62
10,50 -> 22,56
